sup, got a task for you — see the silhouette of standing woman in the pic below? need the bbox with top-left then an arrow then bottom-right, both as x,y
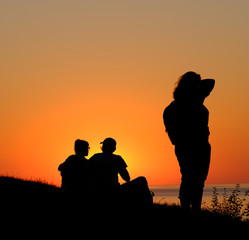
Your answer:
163,72 -> 215,212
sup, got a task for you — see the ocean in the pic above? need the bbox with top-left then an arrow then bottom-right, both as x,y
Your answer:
150,183 -> 249,207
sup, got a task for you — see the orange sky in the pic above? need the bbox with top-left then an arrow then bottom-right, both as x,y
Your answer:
1,1 -> 249,186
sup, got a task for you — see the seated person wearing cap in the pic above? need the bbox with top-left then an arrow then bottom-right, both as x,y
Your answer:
89,138 -> 130,195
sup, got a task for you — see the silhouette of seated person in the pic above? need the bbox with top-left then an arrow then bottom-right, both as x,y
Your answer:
89,138 -> 130,198
163,71 -> 215,212
58,139 -> 90,195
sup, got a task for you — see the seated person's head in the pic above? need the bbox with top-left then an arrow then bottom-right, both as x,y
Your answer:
74,139 -> 89,156
101,138 -> 116,153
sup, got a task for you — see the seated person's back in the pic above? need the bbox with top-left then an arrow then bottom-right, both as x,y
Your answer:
89,138 -> 130,192
90,152 -> 127,189
58,139 -> 90,193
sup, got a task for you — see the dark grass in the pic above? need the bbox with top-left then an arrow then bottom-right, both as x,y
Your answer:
0,176 -> 59,193
1,176 -> 249,236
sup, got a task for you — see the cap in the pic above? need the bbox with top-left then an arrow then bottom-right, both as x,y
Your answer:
100,137 -> 117,146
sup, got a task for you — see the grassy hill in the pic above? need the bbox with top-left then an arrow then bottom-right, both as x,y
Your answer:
1,176 -> 248,236
0,176 -> 59,194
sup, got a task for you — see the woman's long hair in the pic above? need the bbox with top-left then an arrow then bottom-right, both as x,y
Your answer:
173,71 -> 201,101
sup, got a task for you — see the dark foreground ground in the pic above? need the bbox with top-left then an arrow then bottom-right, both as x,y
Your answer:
1,176 -> 248,237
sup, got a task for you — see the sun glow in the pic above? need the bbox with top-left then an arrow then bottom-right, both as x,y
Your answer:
1,1 -> 249,185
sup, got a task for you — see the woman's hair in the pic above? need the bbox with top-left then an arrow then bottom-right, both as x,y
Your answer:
173,71 -> 201,100
74,139 -> 89,155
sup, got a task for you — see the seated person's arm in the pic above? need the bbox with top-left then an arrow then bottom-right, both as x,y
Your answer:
119,168 -> 130,182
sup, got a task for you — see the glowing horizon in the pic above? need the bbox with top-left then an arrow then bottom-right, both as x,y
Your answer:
1,1 -> 249,186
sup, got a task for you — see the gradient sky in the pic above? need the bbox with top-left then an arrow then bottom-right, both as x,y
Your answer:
1,0 -> 249,186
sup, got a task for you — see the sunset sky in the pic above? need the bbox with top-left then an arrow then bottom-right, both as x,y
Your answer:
1,0 -> 249,186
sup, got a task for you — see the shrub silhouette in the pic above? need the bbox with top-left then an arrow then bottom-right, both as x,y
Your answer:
208,184 -> 249,220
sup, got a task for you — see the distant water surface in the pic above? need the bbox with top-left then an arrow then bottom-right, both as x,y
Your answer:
150,183 -> 249,206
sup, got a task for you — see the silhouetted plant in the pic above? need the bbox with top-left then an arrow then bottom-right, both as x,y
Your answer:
211,187 -> 219,209
242,190 -> 249,219
209,184 -> 249,221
